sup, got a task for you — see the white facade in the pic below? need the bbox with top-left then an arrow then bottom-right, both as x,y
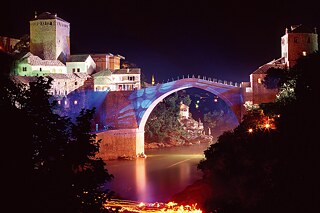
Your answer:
14,52 -> 67,76
111,68 -> 141,91
66,54 -> 96,75
93,68 -> 141,91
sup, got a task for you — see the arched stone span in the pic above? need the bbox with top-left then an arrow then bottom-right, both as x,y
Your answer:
128,78 -> 244,131
96,78 -> 245,160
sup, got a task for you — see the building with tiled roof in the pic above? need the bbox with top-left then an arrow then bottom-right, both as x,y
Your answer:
14,52 -> 67,76
66,54 -> 96,75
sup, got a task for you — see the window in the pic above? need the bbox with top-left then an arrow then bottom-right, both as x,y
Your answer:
77,68 -> 80,72
40,68 -> 42,71
302,51 -> 307,56
22,67 -> 27,71
75,82 -> 78,85
258,78 -> 262,84
72,68 -> 75,73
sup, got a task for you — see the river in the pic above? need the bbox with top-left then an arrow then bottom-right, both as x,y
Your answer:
103,142 -> 211,203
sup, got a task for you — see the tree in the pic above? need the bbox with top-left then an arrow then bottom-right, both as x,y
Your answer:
145,92 -> 190,144
197,52 -> 320,213
1,52 -> 114,212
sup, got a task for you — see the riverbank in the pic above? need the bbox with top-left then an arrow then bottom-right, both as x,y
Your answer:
145,135 -> 216,150
170,178 -> 213,210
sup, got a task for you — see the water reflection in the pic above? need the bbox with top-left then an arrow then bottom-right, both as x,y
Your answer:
136,158 -> 147,201
104,143 -> 209,203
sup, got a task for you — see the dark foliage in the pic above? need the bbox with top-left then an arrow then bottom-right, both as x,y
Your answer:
198,52 -> 320,213
145,92 -> 191,144
1,52 -> 114,212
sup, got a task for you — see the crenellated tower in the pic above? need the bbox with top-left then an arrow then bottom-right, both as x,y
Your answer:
29,12 -> 70,64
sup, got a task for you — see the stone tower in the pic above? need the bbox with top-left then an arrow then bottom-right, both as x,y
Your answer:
30,12 -> 70,64
281,24 -> 318,68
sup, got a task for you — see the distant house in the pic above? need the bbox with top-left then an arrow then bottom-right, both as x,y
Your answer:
179,102 -> 189,119
111,68 -> 141,91
92,68 -> 141,91
66,54 -> 96,75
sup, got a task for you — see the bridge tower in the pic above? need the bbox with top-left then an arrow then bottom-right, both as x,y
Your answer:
281,24 -> 318,68
246,24 -> 318,106
30,12 -> 70,64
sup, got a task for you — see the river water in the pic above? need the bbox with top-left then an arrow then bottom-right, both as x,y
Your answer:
103,143 -> 211,203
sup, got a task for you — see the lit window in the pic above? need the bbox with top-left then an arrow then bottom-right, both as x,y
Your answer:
58,100 -> 61,105
258,78 -> 262,84
74,100 -> 78,105
302,51 -> 307,56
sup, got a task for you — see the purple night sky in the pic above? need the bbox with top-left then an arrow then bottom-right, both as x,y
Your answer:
1,0 -> 319,83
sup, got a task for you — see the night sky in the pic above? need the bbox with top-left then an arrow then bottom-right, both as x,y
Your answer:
1,0 -> 319,84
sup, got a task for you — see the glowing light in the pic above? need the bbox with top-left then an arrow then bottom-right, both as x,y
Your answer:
104,199 -> 202,213
213,98 -> 218,102
74,100 -> 78,104
258,78 -> 262,84
302,51 -> 307,56
248,128 -> 253,133
265,123 -> 270,128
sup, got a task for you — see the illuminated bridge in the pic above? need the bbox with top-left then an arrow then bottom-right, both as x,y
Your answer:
90,76 -> 250,160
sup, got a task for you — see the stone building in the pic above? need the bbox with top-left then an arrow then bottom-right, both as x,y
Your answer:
242,24 -> 319,107
281,25 -> 318,68
30,12 -> 70,64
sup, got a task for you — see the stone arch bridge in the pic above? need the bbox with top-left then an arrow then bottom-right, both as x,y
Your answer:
94,77 -> 246,160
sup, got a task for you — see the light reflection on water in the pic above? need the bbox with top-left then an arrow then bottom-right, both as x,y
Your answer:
104,143 -> 210,203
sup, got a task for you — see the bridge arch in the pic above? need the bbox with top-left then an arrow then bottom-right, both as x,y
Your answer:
95,78 -> 245,159
128,78 -> 244,132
